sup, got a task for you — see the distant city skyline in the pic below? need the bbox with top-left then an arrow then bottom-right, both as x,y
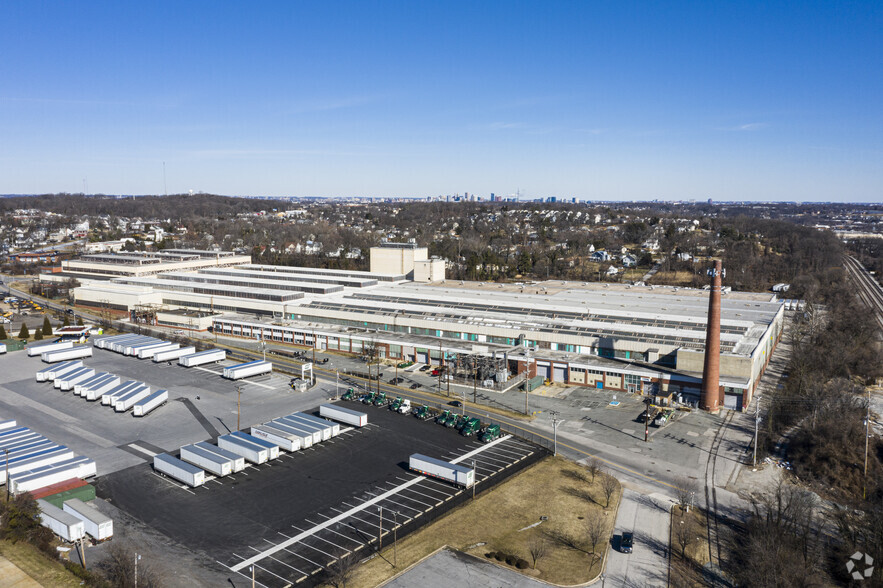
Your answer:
1,2 -> 880,202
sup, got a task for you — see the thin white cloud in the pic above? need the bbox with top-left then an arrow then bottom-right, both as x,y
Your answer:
486,122 -> 525,130
717,122 -> 768,131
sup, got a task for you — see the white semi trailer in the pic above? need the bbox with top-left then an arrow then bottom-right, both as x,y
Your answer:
230,431 -> 280,459
27,341 -> 73,357
153,453 -> 204,487
222,360 -> 273,380
85,377 -> 123,401
179,444 -> 233,477
319,404 -> 368,427
250,425 -> 301,452
42,346 -> 92,363
409,453 -> 475,488
38,499 -> 86,542
217,434 -> 269,464
138,342 -> 179,359
178,348 -> 226,367
10,457 -> 97,494
195,442 -> 245,472
153,346 -> 196,363
265,420 -> 314,449
132,390 -> 168,416
35,360 -> 83,382
100,381 -> 141,406
56,368 -> 97,391
63,498 -> 113,541
114,388 -> 152,412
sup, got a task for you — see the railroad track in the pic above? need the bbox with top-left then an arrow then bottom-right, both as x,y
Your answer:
704,410 -> 733,580
843,255 -> 883,333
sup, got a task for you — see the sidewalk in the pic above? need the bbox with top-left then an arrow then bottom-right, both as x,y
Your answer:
0,555 -> 41,588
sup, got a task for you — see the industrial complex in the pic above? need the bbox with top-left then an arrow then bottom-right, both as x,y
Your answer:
47,243 -> 787,410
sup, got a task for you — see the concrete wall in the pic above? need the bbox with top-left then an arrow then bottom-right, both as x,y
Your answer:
413,259 -> 446,282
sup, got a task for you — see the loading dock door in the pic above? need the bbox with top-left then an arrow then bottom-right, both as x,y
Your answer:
417,351 -> 428,364
553,365 -> 567,383
536,362 -> 551,380
724,394 -> 741,410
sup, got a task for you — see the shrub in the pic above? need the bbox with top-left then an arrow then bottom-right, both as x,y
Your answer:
33,326 -> 43,340
0,324 -> 6,339
494,552 -> 505,561
516,558 -> 530,569
505,555 -> 517,566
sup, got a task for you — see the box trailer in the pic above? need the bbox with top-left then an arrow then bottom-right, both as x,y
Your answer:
93,334 -> 130,349
84,377 -> 123,402
3,439 -> 53,457
55,368 -> 97,391
230,431 -> 280,459
63,498 -> 113,541
153,346 -> 195,363
320,404 -> 368,427
35,360 -> 83,382
409,454 -> 475,488
179,444 -> 233,477
10,457 -> 97,494
195,442 -> 245,472
0,448 -> 75,484
0,427 -> 32,444
44,364 -> 87,385
0,343 -> 5,354
76,374 -> 118,397
38,499 -> 86,542
217,434 -> 269,464
275,416 -> 322,444
100,381 -> 141,406
0,420 -> 16,432
265,420 -> 314,449
137,342 -> 179,359
72,372 -> 111,396
114,388 -> 152,412
153,453 -> 205,487
132,390 -> 168,417
249,425 -> 302,452
52,366 -> 93,389
223,360 -> 273,380
27,341 -> 74,357
108,335 -> 147,354
42,346 -> 92,363
178,348 -> 226,367
280,415 -> 331,441
123,339 -> 163,356
0,433 -> 43,450
105,384 -> 148,408
290,412 -> 340,438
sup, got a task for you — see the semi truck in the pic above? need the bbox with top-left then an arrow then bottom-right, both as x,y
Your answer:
137,342 -> 179,359
409,454 -> 475,487
460,418 -> 482,437
35,360 -> 83,382
153,453 -> 205,487
42,346 -> 92,363
152,346 -> 196,363
222,360 -> 273,380
179,444 -> 234,477
38,499 -> 86,542
178,348 -> 226,367
132,390 -> 169,416
62,498 -> 113,541
319,404 -> 368,427
230,431 -> 280,459
413,405 -> 433,420
194,442 -> 246,472
479,424 -> 501,443
27,341 -> 73,357
217,433 -> 269,464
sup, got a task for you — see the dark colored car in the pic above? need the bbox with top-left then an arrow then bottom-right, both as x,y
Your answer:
620,532 -> 633,553
418,365 -> 430,372
448,400 -> 463,408
409,383 -> 421,389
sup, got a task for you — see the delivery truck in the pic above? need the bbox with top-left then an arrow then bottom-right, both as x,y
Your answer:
223,360 -> 273,380
27,341 -> 73,357
409,453 -> 475,488
178,348 -> 226,367
179,444 -> 233,477
319,404 -> 368,427
42,346 -> 92,363
195,442 -> 245,472
62,498 -> 113,541
230,431 -> 280,459
152,346 -> 195,363
153,453 -> 204,487
132,389 -> 168,416
250,425 -> 301,452
217,434 -> 269,464
35,360 -> 82,382
38,499 -> 86,542
137,342 -> 179,359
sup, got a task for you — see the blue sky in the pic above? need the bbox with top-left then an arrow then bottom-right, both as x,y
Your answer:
1,1 -> 881,201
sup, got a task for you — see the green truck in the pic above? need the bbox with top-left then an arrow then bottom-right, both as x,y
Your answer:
373,391 -> 387,406
436,409 -> 451,425
389,397 -> 403,411
460,417 -> 482,437
413,405 -> 433,420
361,392 -> 376,405
341,387 -> 356,401
479,424 -> 501,443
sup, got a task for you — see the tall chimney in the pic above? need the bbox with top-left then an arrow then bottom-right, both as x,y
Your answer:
700,259 -> 722,413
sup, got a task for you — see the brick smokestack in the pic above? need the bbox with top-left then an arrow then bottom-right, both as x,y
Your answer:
701,259 -> 722,413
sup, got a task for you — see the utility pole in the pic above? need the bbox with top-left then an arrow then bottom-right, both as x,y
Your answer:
549,410 -> 562,456
377,505 -> 383,549
134,553 -> 141,588
250,565 -> 255,588
336,369 -> 340,400
5,449 -> 9,501
524,345 -> 532,416
472,358 -> 477,403
864,388 -> 870,500
392,511 -> 398,568
472,460 -> 476,500
643,398 -> 651,442
753,397 -> 761,468
236,385 -> 242,431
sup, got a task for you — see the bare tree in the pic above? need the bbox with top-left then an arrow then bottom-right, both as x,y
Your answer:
675,515 -> 697,557
600,472 -> 619,508
673,474 -> 699,512
324,555 -> 357,588
584,509 -> 606,566
526,535 -> 548,569
101,542 -> 163,588
587,457 -> 601,483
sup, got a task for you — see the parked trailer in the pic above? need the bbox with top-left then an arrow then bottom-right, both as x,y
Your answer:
152,346 -> 196,363
132,390 -> 168,416
320,404 -> 368,427
250,425 -> 301,452
42,346 -> 92,363
76,374 -> 118,397
265,420 -> 314,449
52,366 -> 93,389
85,377 -> 123,402
72,372 -> 111,396
0,343 -> 5,354
38,499 -> 86,542
274,416 -> 322,444
27,341 -> 74,357
9,457 -> 97,494
0,419 -> 18,432
179,445 -> 233,477
195,442 -> 245,472
106,384 -> 148,408
63,498 -> 113,541
123,339 -> 164,356
230,431 -> 280,459
178,348 -> 226,367
0,433 -> 42,450
138,342 -> 179,359
217,434 -> 269,464
56,368 -> 97,391
109,335 -> 149,354
101,381 -> 141,406
409,453 -> 475,488
153,453 -> 205,487
93,334 -> 132,349
282,414 -> 332,441
223,360 -> 273,380
114,388 -> 152,412
0,448 -> 75,484
2,437 -> 52,454
35,360 -> 83,382
0,428 -> 36,446
290,412 -> 340,438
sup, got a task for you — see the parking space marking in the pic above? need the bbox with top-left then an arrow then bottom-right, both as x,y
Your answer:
291,526 -> 351,553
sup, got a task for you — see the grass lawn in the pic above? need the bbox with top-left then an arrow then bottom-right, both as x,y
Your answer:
669,505 -> 710,587
0,540 -> 83,588
650,270 -> 699,287
344,456 -> 621,588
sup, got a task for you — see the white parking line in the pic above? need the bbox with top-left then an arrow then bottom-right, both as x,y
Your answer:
304,520 -> 366,547
292,526 -> 351,553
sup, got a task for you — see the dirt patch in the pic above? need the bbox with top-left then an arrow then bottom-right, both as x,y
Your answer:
669,505 -> 710,587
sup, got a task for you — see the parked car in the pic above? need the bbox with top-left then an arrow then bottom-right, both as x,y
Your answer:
620,532 -> 634,553
418,365 -> 430,372
409,383 -> 421,389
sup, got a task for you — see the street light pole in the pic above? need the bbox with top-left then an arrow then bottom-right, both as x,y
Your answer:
864,388 -> 870,500
237,385 -> 242,431
377,506 -> 383,549
753,397 -> 761,468
134,553 -> 141,588
549,411 -> 562,456
5,449 -> 9,501
336,369 -> 340,400
392,511 -> 398,568
472,460 -> 476,500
